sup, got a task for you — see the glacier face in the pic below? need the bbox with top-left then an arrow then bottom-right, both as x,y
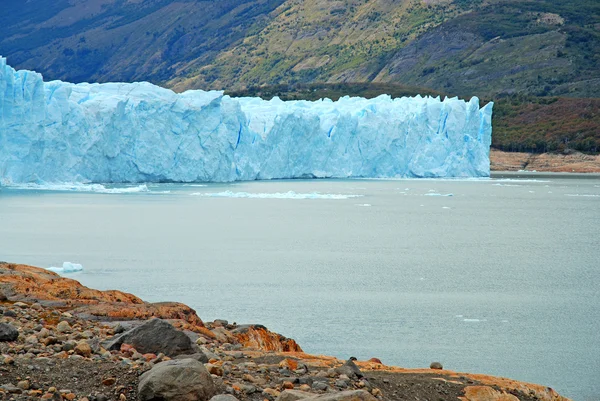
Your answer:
0,57 -> 492,184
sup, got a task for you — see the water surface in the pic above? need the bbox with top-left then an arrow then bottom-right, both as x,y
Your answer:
0,174 -> 598,400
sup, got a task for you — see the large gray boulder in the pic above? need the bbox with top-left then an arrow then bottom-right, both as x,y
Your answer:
0,323 -> 18,342
103,318 -> 196,357
138,358 -> 217,401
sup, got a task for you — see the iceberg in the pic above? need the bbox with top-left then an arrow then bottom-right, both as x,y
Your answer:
0,57 -> 493,184
46,262 -> 83,274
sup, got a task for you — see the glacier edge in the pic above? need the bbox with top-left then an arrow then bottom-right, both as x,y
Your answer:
0,57 -> 493,184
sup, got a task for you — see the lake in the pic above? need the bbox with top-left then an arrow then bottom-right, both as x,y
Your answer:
0,173 -> 598,401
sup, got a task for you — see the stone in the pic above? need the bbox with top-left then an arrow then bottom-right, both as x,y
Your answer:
312,382 -> 328,391
279,358 -> 298,370
368,358 -> 382,364
17,380 -> 30,390
463,386 -> 520,401
102,377 -> 116,386
209,396 -> 239,401
25,334 -> 38,344
56,321 -> 71,333
205,363 -> 224,376
312,390 -> 377,400
104,318 -> 196,357
0,323 -> 19,341
335,379 -> 349,388
282,381 -> 295,390
430,362 -> 443,370
263,388 -> 281,398
138,358 -> 216,401
335,359 -> 363,379
275,390 -> 314,401
1,384 -> 22,394
38,328 -> 50,338
14,301 -> 28,308
174,352 -> 208,363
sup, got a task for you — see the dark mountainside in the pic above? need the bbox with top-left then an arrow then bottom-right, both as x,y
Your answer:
1,0 -> 598,153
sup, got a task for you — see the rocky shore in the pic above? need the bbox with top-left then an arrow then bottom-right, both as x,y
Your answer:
490,150 -> 600,173
0,263 -> 570,401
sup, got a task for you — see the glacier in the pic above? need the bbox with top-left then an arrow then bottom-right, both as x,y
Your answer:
0,57 -> 492,184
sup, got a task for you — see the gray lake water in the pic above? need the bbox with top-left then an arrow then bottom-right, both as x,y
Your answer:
0,173 -> 598,401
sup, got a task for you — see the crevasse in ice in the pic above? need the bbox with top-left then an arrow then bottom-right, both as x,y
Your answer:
0,57 -> 493,184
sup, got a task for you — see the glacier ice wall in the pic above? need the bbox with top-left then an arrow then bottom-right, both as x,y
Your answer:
0,57 -> 492,184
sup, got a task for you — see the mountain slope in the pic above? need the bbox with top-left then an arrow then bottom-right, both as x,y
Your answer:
0,0 -> 286,83
1,0 -> 598,99
170,0 -> 600,98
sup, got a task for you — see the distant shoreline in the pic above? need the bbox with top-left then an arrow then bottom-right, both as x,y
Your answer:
490,149 -> 600,173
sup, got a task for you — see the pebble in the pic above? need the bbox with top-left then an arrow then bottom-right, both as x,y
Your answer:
16,380 -> 30,390
56,321 -> 71,333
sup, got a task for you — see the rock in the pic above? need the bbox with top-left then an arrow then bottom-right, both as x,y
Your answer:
335,379 -> 349,388
312,390 -> 377,400
232,325 -> 302,352
335,359 -> 363,379
279,358 -> 298,370
430,361 -> 443,369
368,358 -> 382,364
17,380 -> 30,390
0,322 -> 19,341
1,384 -> 22,394
205,363 -> 224,376
38,327 -> 50,338
13,301 -> 28,308
213,319 -> 228,327
174,352 -> 208,363
209,396 -> 239,401
276,390 -> 314,401
282,381 -> 295,390
102,377 -> 116,386
25,334 -> 38,344
312,382 -> 328,391
103,318 -> 196,357
3,309 -> 16,317
463,386 -> 519,401
138,358 -> 216,401
0,263 -> 204,327
56,321 -> 71,333
263,388 -> 281,398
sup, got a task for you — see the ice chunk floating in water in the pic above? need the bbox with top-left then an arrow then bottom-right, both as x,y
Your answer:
46,262 -> 83,274
0,57 -> 493,184
192,191 -> 361,200
5,183 -> 149,193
